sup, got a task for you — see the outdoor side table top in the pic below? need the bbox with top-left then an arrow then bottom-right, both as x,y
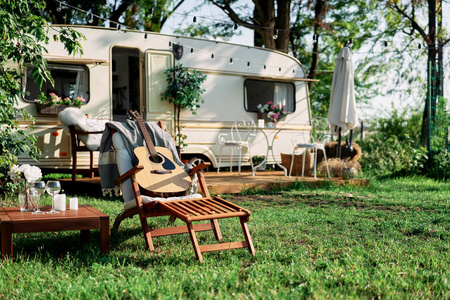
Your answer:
0,204 -> 110,260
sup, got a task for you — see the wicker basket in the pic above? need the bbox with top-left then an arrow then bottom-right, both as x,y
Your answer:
281,152 -> 313,176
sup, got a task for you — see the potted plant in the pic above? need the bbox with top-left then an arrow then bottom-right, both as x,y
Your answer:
252,155 -> 266,171
35,92 -> 86,115
161,63 -> 207,149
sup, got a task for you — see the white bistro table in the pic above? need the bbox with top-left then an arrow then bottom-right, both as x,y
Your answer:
252,126 -> 295,176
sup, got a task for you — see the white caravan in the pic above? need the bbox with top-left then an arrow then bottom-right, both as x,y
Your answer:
15,25 -> 312,172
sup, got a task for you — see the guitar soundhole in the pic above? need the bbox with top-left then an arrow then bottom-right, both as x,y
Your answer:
149,154 -> 163,164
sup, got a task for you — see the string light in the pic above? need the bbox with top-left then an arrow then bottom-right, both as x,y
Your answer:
88,13 -> 94,24
247,62 -> 251,68
193,16 -> 197,23
149,8 -> 154,18
144,33 -> 148,39
211,53 -> 215,60
273,29 -> 278,40
190,48 -> 194,55
233,23 -> 238,32
229,58 -> 233,65
56,2 -> 62,12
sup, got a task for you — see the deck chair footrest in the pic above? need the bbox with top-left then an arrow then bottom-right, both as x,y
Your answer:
150,223 -> 213,237
199,241 -> 249,253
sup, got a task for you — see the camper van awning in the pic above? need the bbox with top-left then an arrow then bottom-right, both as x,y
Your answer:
43,55 -> 108,65
244,76 -> 319,82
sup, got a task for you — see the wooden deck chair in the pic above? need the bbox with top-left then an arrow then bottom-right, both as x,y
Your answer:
111,121 -> 255,263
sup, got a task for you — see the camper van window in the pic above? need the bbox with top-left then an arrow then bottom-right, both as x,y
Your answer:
244,79 -> 295,113
23,64 -> 89,103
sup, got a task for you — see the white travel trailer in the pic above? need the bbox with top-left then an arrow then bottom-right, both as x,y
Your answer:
16,25 -> 312,172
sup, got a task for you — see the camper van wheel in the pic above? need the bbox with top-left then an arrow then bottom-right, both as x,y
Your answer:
188,156 -> 211,172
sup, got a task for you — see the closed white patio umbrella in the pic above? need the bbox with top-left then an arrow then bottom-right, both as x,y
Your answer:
328,43 -> 358,156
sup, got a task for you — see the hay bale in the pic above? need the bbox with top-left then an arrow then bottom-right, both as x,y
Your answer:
318,158 -> 362,178
316,141 -> 362,163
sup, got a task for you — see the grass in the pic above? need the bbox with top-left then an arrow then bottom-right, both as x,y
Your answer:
1,176 -> 450,299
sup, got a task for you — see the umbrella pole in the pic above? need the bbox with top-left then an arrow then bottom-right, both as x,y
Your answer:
337,127 -> 342,159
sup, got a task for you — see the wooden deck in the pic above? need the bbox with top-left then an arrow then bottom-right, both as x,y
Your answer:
59,170 -> 366,196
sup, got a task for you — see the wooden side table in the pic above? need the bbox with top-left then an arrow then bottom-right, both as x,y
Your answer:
0,205 -> 110,260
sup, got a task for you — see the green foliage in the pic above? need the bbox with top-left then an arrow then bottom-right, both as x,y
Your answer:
359,134 -> 428,177
428,150 -> 450,180
359,105 -> 428,177
430,97 -> 449,154
0,0 -> 84,194
161,63 -> 206,147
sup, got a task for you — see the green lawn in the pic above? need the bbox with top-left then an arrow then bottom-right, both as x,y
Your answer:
1,176 -> 449,299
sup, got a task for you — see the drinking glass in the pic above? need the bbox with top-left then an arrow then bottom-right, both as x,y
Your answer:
46,180 -> 61,214
31,181 -> 46,215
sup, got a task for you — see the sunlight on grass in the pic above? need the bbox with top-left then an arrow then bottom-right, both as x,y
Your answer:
1,176 -> 449,298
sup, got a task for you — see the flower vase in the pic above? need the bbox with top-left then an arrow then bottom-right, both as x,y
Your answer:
267,121 -> 276,128
19,188 -> 37,212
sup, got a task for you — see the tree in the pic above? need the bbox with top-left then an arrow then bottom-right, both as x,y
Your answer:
208,0 -> 291,52
42,0 -> 185,32
206,0 -> 380,116
383,0 -> 450,153
0,0 -> 84,191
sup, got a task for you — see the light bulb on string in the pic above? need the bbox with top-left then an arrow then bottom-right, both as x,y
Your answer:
88,13 -> 94,24
229,58 -> 233,65
56,2 -> 62,12
211,53 -> 215,60
418,43 -> 422,49
233,23 -> 238,32
247,62 -> 251,68
149,8 -> 154,18
193,16 -> 197,23
190,48 -> 194,55
273,29 -> 278,40
144,33 -> 148,39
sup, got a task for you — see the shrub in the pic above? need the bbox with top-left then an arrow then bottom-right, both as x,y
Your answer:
359,134 -> 427,177
428,150 -> 450,180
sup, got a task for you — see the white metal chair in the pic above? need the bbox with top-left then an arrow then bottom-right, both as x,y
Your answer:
217,119 -> 256,175
289,116 -> 331,179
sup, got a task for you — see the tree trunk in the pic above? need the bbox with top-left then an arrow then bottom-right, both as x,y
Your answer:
421,0 -> 437,152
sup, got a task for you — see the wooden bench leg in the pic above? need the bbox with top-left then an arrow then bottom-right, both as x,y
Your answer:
100,216 -> 110,254
186,222 -> 203,263
1,222 -> 12,260
240,217 -> 255,256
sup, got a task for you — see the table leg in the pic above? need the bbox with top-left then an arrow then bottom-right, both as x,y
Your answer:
80,229 -> 91,245
269,129 -> 287,176
100,216 -> 110,254
253,130 -> 270,176
1,222 -> 13,260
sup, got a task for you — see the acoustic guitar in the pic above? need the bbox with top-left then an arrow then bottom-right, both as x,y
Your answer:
129,110 -> 191,197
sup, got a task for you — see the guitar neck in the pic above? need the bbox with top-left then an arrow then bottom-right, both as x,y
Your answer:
134,114 -> 158,158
